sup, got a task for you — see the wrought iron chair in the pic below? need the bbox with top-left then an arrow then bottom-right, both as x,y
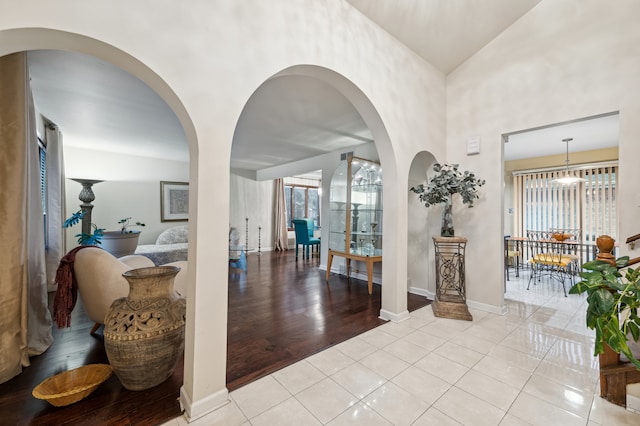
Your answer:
548,227 -> 582,269
504,235 -> 521,282
526,230 -> 576,296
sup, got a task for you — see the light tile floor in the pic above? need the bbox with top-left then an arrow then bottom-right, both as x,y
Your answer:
163,271 -> 640,425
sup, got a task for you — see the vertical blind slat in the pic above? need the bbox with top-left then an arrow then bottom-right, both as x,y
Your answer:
515,165 -> 617,241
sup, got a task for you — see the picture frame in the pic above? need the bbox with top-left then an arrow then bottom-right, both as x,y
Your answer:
161,181 -> 189,222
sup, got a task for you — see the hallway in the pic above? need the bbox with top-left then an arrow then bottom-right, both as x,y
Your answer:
165,270 -> 640,425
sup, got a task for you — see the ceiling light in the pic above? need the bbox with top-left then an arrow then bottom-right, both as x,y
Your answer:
554,138 -> 585,185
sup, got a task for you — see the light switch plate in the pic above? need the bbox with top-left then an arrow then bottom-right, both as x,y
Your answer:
467,136 -> 480,155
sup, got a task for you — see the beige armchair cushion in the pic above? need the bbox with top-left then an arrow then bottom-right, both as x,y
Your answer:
73,247 -> 188,326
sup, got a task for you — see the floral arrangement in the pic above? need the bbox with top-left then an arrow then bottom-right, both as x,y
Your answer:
410,163 -> 485,207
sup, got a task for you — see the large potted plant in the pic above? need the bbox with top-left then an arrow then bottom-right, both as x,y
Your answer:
100,217 -> 146,257
64,211 -> 145,257
410,163 -> 485,236
569,256 -> 640,368
63,210 -> 104,246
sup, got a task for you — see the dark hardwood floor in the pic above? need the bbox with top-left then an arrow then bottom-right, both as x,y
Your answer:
0,250 -> 429,425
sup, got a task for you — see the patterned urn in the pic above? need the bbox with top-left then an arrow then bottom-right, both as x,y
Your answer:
104,266 -> 186,391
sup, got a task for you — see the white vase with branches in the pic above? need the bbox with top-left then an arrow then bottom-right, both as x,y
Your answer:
410,163 -> 485,237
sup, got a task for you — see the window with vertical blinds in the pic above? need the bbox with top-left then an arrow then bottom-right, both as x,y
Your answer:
38,140 -> 48,247
513,163 -> 617,241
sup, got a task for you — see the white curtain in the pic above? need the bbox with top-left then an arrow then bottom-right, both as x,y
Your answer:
0,52 -> 53,384
44,122 -> 65,291
274,178 -> 289,251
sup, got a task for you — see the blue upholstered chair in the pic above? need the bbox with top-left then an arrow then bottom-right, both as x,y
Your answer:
292,219 -> 320,260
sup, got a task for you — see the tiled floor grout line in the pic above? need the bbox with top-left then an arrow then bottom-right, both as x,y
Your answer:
174,271 -> 640,425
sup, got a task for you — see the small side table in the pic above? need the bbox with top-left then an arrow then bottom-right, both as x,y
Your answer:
432,236 -> 472,321
326,249 -> 382,295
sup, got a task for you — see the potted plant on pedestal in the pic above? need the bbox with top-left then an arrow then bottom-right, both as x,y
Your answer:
410,163 -> 485,321
64,211 -> 145,257
410,163 -> 485,236
63,210 -> 104,246
100,217 -> 146,257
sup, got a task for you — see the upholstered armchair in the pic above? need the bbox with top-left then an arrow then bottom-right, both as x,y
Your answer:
73,247 -> 188,334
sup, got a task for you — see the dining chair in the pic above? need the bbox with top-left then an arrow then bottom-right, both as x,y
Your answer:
526,230 -> 575,297
292,219 -> 320,260
504,235 -> 521,282
548,227 -> 582,270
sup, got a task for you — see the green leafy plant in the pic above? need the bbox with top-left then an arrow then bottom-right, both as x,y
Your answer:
63,210 -> 104,246
117,217 -> 146,233
64,212 -> 145,245
569,257 -> 640,369
410,163 -> 485,208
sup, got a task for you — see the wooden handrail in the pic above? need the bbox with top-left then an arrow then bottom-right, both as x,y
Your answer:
626,233 -> 640,244
627,257 -> 640,267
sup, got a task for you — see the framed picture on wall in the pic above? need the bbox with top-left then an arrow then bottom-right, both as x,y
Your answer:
161,181 -> 189,222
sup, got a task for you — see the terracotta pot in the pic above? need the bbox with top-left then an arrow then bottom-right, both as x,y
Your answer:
104,266 -> 185,391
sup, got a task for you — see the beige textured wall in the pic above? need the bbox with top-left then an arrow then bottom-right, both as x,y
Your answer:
0,0 -> 446,418
447,0 -> 640,311
64,146 -> 190,246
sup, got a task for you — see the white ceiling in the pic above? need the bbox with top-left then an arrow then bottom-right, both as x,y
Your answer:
24,1 -> 617,175
231,75 -> 372,172
28,50 -> 189,162
346,0 -> 542,74
504,113 -> 619,161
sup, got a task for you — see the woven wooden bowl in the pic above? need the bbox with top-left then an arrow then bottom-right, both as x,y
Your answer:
551,232 -> 570,241
32,364 -> 112,407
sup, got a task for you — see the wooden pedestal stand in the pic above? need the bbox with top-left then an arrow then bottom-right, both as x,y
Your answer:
432,236 -> 472,321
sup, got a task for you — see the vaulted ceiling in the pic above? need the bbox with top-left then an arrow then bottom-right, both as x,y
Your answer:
25,0 -> 616,174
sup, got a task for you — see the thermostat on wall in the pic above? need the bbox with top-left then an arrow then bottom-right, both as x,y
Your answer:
467,136 -> 480,155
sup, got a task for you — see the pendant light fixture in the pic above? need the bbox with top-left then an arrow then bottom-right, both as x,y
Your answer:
554,137 -> 585,185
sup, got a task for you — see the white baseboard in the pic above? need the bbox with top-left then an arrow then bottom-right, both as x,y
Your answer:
408,286 -> 434,299
180,386 -> 229,422
248,246 -> 273,254
466,299 -> 509,315
379,309 -> 410,323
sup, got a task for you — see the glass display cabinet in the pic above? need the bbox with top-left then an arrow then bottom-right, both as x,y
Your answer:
326,155 -> 383,294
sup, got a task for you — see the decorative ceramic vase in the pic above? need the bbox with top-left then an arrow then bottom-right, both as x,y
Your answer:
441,197 -> 454,237
104,266 -> 186,391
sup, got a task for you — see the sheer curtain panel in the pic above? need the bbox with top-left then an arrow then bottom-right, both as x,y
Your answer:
0,52 -> 53,384
274,179 -> 289,251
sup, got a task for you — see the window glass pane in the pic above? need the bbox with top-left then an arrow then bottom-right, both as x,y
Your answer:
293,187 -> 306,221
39,144 -> 48,247
285,186 -> 292,229
307,188 -> 319,227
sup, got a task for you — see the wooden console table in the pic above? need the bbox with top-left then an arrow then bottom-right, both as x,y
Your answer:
326,249 -> 382,295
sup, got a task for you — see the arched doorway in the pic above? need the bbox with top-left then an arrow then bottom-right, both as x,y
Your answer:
224,64 -> 420,389
231,64 -> 406,321
0,29 -> 199,423
407,151 -> 439,299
